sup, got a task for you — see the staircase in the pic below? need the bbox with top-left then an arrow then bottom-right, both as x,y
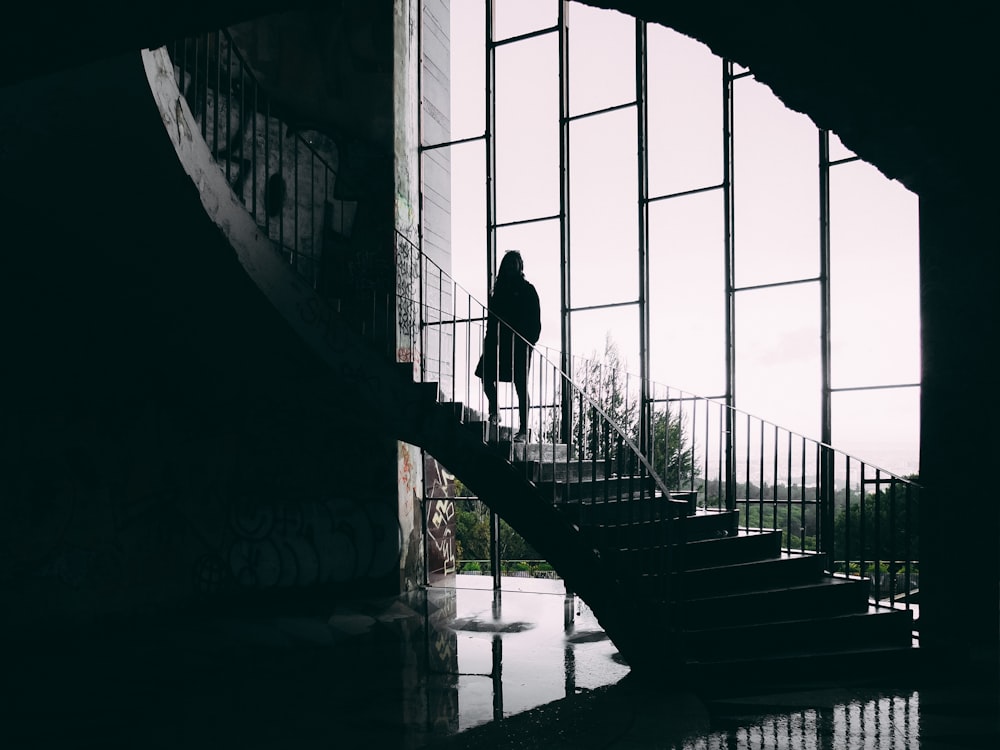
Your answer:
450,420 -> 917,694
143,37 -> 919,694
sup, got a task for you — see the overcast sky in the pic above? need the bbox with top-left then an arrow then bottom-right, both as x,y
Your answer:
428,0 -> 920,476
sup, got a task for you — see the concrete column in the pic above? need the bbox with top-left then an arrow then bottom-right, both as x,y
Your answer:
918,186 -> 1000,681
394,0 -> 426,591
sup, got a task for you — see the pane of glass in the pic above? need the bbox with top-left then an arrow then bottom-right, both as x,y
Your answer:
495,34 -> 560,223
649,190 -> 726,397
735,284 -> 821,441
568,3 -> 635,116
830,160 -> 920,387
570,304 -> 641,386
425,141 -> 486,408
831,388 -> 921,477
493,0 -> 558,41
733,77 -> 819,288
443,140 -> 487,302
569,107 -> 638,307
495,219 -> 562,353
647,24 -> 723,196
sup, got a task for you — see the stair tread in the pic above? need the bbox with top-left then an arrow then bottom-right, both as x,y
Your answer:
682,575 -> 867,603
681,551 -> 818,573
682,605 -> 913,636
684,641 -> 919,668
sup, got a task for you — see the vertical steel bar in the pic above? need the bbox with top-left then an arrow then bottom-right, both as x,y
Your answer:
195,35 -> 205,138
485,0 -> 497,295
905,483 -> 913,611
874,469 -> 883,604
264,94 -> 270,235
278,117 -> 285,252
859,463 -> 868,583
226,36 -> 232,184
722,58 -> 736,515
213,31 -> 220,159
311,150 -> 316,281
294,135 -> 300,269
744,412 -> 751,530
558,1 -> 573,444
799,435 -> 806,555
845,458 -> 852,576
758,418 -> 764,532
819,128 -> 835,558
484,58 -> 499,587
251,68 -> 257,219
772,424 -> 779,532
786,429 -> 793,550
889,477 -> 897,604
636,18 -> 652,461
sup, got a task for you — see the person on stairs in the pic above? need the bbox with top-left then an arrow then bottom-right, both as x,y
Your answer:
475,250 -> 541,443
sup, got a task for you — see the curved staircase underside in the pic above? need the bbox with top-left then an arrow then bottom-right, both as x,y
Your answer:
138,44 -> 917,690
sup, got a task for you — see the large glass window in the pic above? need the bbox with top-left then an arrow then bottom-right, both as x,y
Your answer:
419,0 -> 921,477
733,76 -> 819,289
647,25 -> 722,197
495,35 -> 560,223
568,107 -> 638,308
649,191 -> 726,397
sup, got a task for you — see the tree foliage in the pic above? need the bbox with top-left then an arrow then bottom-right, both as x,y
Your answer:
566,333 -> 697,488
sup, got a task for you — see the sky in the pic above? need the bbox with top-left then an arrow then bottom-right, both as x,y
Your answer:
423,0 -> 920,477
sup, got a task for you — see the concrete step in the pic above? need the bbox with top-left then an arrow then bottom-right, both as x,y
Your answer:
683,642 -> 922,697
557,496 -> 684,525
536,475 -> 658,503
512,459 -> 609,482
680,576 -> 871,629
672,509 -> 740,542
680,530 -> 784,569
682,607 -> 915,662
678,552 -> 829,598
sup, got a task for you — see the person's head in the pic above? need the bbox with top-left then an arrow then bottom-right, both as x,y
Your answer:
497,250 -> 524,281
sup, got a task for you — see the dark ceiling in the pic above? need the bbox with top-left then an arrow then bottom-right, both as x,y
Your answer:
3,1 -> 992,198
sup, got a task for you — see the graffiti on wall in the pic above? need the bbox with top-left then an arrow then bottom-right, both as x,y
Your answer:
424,454 -> 456,580
222,497 -> 402,591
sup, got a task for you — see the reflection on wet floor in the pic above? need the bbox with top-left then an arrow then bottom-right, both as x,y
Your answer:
420,575 -> 630,735
8,574 -> 998,748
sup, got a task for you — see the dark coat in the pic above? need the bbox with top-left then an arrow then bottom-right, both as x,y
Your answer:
475,276 -> 541,383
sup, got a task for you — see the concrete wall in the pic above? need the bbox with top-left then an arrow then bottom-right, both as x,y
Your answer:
0,43 -> 414,631
418,0 -> 455,401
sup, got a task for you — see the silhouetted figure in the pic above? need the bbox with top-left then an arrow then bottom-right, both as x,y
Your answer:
475,250 -> 541,442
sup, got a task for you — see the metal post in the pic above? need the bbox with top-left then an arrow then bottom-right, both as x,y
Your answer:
558,1 -> 573,444
490,509 -> 501,590
486,0 -> 498,290
818,128 -> 835,557
636,19 -> 652,461
722,59 -> 736,514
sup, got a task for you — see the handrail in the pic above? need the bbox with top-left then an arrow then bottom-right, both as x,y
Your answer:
410,237 -> 919,613
398,232 -> 671,496
167,30 -> 340,289
164,27 -> 917,614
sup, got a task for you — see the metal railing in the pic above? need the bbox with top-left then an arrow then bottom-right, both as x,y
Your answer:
549,353 -> 921,612
401,232 -> 683,599
168,31 -> 343,290
164,29 -> 918,614
410,236 -> 919,612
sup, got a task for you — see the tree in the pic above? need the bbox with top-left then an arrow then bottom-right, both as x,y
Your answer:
650,407 -> 696,489
832,475 -> 919,566
565,333 -> 698,489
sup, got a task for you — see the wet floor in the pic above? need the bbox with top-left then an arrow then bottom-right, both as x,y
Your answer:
6,575 -> 998,748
